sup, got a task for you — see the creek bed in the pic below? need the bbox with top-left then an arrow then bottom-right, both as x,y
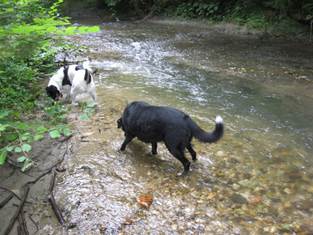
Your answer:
54,20 -> 313,234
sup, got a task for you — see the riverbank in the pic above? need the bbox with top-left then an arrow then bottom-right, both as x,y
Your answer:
1,17 -> 312,234
63,0 -> 313,42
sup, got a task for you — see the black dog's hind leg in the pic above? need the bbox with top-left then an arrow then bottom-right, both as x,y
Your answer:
120,135 -> 134,151
187,144 -> 197,161
166,143 -> 190,175
151,142 -> 157,155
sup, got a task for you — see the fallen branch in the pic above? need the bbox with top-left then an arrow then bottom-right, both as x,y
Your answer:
49,170 -> 56,193
18,209 -> 29,235
0,192 -> 13,209
28,214 -> 39,233
0,186 -> 23,201
2,140 -> 71,234
48,193 -> 66,226
3,186 -> 30,235
58,134 -> 73,143
48,169 -> 66,226
56,165 -> 66,173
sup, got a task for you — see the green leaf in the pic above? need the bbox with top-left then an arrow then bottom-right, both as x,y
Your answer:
14,147 -> 22,153
79,113 -> 89,121
0,124 -> 9,132
34,134 -> 44,141
87,102 -> 97,108
36,126 -> 48,134
5,133 -> 18,142
0,150 -> 7,165
62,127 -> 72,137
17,156 -> 27,163
15,122 -> 28,130
6,146 -> 14,152
21,133 -> 31,141
0,110 -> 10,119
49,129 -> 61,139
21,158 -> 33,172
22,144 -> 32,152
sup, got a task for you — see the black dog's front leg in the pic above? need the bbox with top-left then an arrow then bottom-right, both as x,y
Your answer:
151,142 -> 157,155
120,135 -> 134,151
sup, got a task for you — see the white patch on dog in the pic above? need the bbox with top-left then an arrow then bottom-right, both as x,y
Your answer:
70,69 -> 97,106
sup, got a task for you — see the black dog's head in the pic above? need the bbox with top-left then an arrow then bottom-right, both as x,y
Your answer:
117,118 -> 123,129
46,85 -> 62,101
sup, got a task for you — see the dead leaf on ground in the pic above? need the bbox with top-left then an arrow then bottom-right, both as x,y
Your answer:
123,217 -> 134,225
248,195 -> 262,204
207,192 -> 216,200
137,194 -> 153,208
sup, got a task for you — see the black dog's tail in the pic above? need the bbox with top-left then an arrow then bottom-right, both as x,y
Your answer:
189,116 -> 224,143
84,69 -> 92,84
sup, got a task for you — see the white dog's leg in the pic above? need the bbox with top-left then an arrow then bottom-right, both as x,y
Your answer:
88,85 -> 97,105
70,88 -> 79,106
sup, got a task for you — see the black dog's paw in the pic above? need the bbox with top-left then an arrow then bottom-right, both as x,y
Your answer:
118,147 -> 126,153
177,169 -> 191,177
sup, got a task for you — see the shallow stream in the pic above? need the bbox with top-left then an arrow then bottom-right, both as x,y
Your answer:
54,20 -> 313,234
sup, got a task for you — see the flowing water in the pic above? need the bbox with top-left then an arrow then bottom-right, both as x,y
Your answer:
53,20 -> 313,234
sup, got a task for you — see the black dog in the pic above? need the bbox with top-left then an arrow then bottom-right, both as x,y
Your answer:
117,101 -> 224,175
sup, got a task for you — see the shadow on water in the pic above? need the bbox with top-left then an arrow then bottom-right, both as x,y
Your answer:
54,20 -> 313,234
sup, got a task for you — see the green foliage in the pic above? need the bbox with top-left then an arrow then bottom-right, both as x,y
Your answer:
44,102 -> 69,124
0,104 -> 73,169
0,0 -> 99,169
0,60 -> 39,111
175,2 -> 219,19
79,102 -> 97,121
103,0 -> 122,8
99,0 -> 312,29
49,124 -> 72,139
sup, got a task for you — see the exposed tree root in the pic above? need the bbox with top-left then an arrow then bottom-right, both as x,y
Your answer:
1,140 -> 71,234
17,209 -> 29,235
3,186 -> 30,235
0,192 -> 13,209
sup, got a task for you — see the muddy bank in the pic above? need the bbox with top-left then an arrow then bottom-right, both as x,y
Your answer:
0,136 -> 71,234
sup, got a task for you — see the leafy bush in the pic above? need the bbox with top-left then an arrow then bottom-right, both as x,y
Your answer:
175,2 -> 219,19
0,0 -> 99,168
98,0 -> 312,29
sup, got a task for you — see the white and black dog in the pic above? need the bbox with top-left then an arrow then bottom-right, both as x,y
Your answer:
117,101 -> 224,175
46,62 -> 97,105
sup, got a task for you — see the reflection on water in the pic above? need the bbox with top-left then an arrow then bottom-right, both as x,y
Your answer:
55,21 -> 313,234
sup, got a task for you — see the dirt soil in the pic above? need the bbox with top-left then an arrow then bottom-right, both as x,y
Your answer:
0,135 -> 71,234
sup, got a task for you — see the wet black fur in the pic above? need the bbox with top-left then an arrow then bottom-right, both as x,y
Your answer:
117,101 -> 224,175
75,64 -> 84,71
84,69 -> 92,84
46,85 -> 62,100
62,65 -> 71,86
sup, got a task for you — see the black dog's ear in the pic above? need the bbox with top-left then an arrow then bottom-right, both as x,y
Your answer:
117,118 -> 122,128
